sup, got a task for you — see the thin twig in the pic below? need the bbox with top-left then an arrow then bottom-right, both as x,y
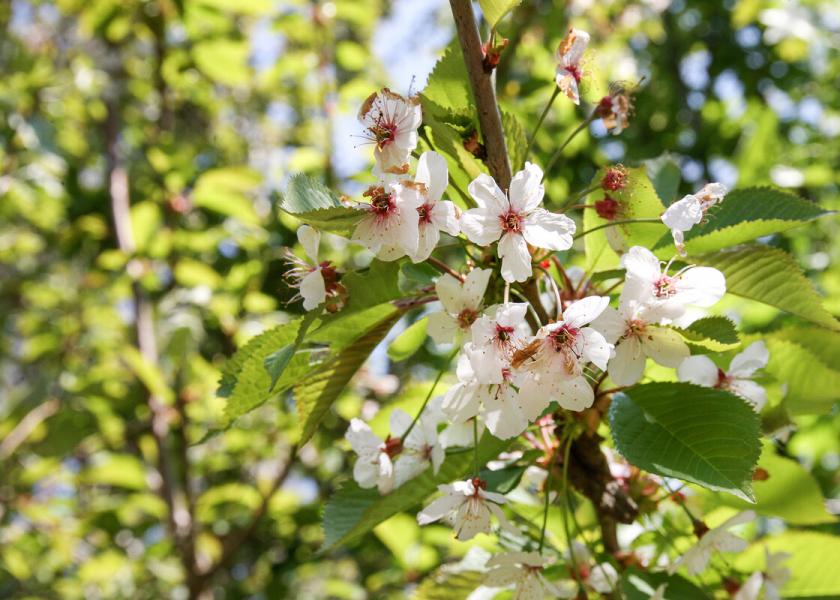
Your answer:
525,87 -> 560,161
427,256 -> 463,281
542,112 -> 596,179
573,218 -> 661,240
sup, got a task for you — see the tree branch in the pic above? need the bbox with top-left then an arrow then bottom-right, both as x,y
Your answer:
449,0 -> 512,189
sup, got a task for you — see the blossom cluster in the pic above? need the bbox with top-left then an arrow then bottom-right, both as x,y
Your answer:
282,26 -> 777,600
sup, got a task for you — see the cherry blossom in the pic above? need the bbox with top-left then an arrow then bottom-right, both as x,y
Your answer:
592,298 -> 690,386
417,477 -> 517,540
441,353 -> 530,440
345,408 -> 444,495
564,541 -> 619,595
596,84 -> 634,135
408,151 -> 460,261
734,549 -> 791,600
555,27 -> 590,104
661,183 -> 727,255
668,511 -> 755,576
460,163 -> 575,282
284,225 -> 342,311
464,303 -> 531,384
678,341 -> 770,411
621,246 -> 726,321
484,552 -> 566,599
358,88 -> 422,175
515,296 -> 612,416
427,268 -> 492,345
352,182 -> 422,260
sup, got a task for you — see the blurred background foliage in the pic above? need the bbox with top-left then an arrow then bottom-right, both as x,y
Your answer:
0,0 -> 838,598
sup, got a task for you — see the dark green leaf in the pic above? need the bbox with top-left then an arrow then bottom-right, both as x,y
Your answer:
609,382 -> 761,501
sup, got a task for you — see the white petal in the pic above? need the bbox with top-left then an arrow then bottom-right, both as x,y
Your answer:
454,501 -> 492,540
609,338 -> 646,386
559,28 -> 590,64
431,200 -> 460,236
468,173 -> 509,212
484,386 -> 529,439
728,341 -> 769,378
462,268 -> 492,309
486,501 -> 519,536
498,233 -> 532,282
411,222 -> 440,262
461,208 -> 504,246
299,269 -> 326,311
346,418 -> 382,456
522,209 -> 575,251
676,267 -> 726,307
297,224 -> 320,263
581,327 -> 612,371
417,493 -> 464,525
496,302 -> 529,329
484,565 -> 521,587
563,295 -> 609,328
436,273 -> 468,313
415,151 -> 448,202
641,327 -> 690,368
442,381 -> 482,423
389,408 -> 414,438
733,572 -> 763,600
557,70 -> 580,104
661,196 -> 703,231
590,306 -> 625,344
729,380 -> 767,411
428,311 -> 460,345
588,563 -> 619,594
508,162 -> 545,214
553,375 -> 594,411
466,342 -> 507,385
677,355 -> 719,387
353,460 -> 379,489
516,377 -> 553,422
621,246 -> 662,283
377,453 -> 395,494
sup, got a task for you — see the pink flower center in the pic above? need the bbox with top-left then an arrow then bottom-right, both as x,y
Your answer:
653,275 -> 676,298
470,477 -> 487,497
417,203 -> 433,224
595,196 -> 620,220
382,436 -> 403,458
495,324 -> 515,344
548,324 -> 580,353
457,308 -> 478,329
499,210 -> 523,233
370,191 -> 396,218
368,115 -> 398,149
715,367 -> 731,389
624,318 -> 647,338
566,64 -> 582,82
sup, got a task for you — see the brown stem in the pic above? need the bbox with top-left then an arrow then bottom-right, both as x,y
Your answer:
560,430 -> 639,555
427,256 -> 464,281
449,0 -> 512,189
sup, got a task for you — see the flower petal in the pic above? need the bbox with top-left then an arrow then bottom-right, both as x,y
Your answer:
677,355 -> 719,387
563,295 -> 609,328
522,209 -> 575,251
415,151 -> 448,202
468,173 -> 508,212
498,233 -> 532,282
417,492 -> 463,525
300,269 -> 326,311
609,337 -> 646,386
641,327 -> 690,368
428,311 -> 460,345
728,341 -> 769,378
461,208 -> 503,246
508,162 -> 545,213
297,224 -> 320,263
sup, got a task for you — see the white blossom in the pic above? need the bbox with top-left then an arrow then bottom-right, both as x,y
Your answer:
358,88 -> 422,175
442,353 -> 530,440
428,268 -> 492,345
555,28 -> 590,105
460,163 -> 575,282
734,549 -> 791,600
353,182 -> 423,260
592,298 -> 690,386
417,478 -> 517,540
661,183 -> 727,255
464,303 -> 531,384
283,225 -> 330,311
678,341 -> 770,411
621,246 -> 726,322
484,552 -> 566,599
345,418 -> 397,494
516,296 -> 612,417
668,511 -> 755,576
410,151 -> 460,262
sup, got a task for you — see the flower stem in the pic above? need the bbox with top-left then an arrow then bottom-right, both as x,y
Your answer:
427,256 -> 464,281
573,217 -> 661,240
525,87 -> 560,161
542,112 -> 596,180
403,348 -> 457,440
560,184 -> 601,211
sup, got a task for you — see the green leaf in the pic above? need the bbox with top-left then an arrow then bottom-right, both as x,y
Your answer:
340,259 -> 404,314
387,317 -> 428,362
264,345 -> 295,392
290,206 -> 364,238
645,154 -> 682,206
322,433 -> 511,550
415,570 -> 485,600
675,187 -> 832,255
192,39 -> 251,87
480,463 -> 528,494
734,532 -> 840,597
421,42 -> 472,118
620,567 -> 707,600
695,245 -> 840,331
502,110 -> 527,172
479,0 -> 522,27
760,335 -> 840,415
673,315 -> 740,352
282,173 -> 343,212
609,382 -> 761,501
222,319 -> 315,420
295,315 -> 400,446
421,111 -> 486,208
707,441 -> 833,524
